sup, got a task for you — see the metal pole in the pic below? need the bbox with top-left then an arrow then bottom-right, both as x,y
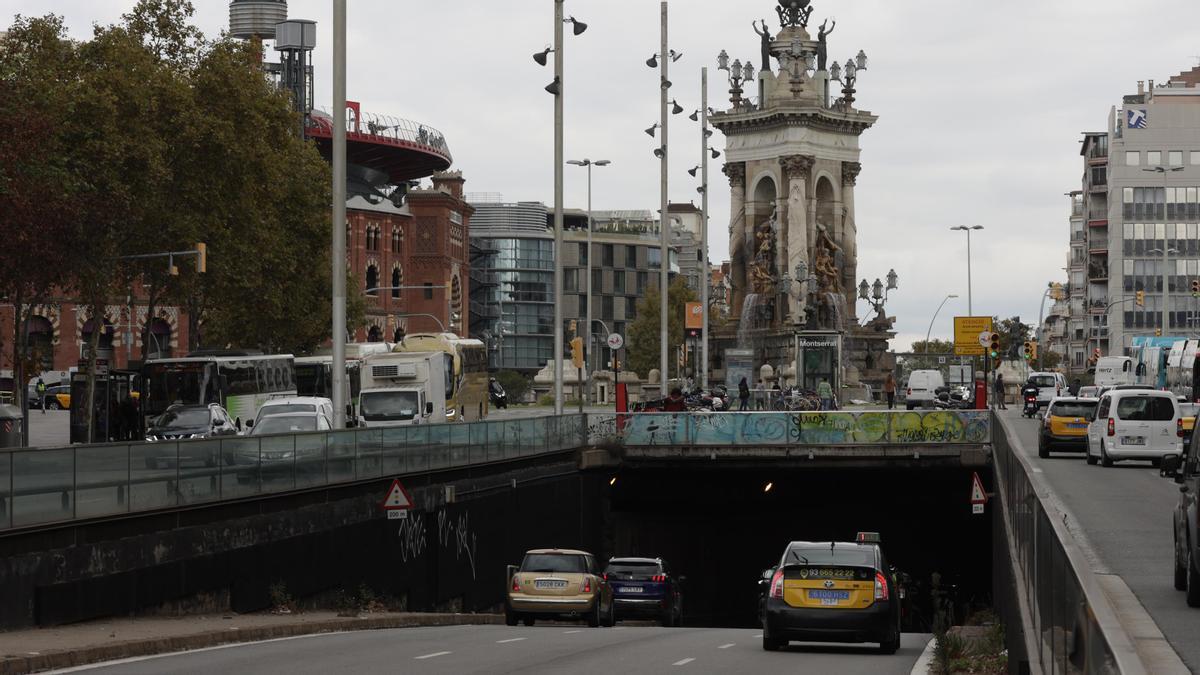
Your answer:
552,0 -> 565,415
700,67 -> 710,390
331,0 -> 347,429
585,162 -> 593,405
924,294 -> 954,352
966,229 -> 973,317
1036,288 -> 1051,371
1163,171 -> 1170,338
659,1 -> 670,393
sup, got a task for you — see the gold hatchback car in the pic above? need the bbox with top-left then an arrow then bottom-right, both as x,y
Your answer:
506,548 -> 614,627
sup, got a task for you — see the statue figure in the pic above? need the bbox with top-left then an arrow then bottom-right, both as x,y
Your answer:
817,19 -> 835,71
752,20 -> 772,74
813,225 -> 843,294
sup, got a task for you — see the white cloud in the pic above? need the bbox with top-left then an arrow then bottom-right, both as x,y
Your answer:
10,0 -> 1200,350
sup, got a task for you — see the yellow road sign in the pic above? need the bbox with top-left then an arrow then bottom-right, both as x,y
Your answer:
954,316 -> 994,356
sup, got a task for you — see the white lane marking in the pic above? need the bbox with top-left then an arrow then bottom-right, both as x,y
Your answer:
563,630 -> 583,634
497,637 -> 527,644
717,643 -> 735,649
414,651 -> 452,660
753,633 -> 763,638
47,632 -> 354,672
1032,467 -> 1044,473
673,658 -> 695,666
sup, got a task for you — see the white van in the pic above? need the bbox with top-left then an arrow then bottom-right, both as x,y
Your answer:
1027,372 -> 1067,408
1094,356 -> 1135,389
904,370 -> 945,410
1086,389 -> 1182,467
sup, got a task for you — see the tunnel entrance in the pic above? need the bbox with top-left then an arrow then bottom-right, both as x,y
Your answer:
603,466 -> 994,630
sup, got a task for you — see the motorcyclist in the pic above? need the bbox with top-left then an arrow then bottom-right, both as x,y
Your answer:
663,387 -> 687,412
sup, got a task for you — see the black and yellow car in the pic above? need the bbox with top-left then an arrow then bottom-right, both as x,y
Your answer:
1038,397 -> 1098,458
760,533 -> 901,653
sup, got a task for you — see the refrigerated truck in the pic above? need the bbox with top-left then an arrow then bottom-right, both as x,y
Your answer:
357,352 -> 447,427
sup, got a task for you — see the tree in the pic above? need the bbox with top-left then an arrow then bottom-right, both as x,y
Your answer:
909,339 -> 955,354
994,316 -> 1032,359
626,277 -> 698,379
494,370 -> 529,404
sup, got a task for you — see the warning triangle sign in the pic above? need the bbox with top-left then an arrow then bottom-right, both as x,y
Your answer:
382,479 -> 414,510
970,472 -> 988,505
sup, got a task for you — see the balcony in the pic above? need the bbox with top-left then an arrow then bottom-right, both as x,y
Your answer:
1090,326 -> 1110,339
1088,299 -> 1109,313
1088,263 -> 1108,281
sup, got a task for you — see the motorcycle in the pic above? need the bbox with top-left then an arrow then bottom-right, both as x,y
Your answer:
489,380 -> 508,409
1021,385 -> 1039,418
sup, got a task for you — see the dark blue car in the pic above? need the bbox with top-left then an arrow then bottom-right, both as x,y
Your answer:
604,557 -> 683,626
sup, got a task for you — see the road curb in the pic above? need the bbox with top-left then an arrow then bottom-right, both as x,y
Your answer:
0,613 -> 502,675
909,634 -> 936,675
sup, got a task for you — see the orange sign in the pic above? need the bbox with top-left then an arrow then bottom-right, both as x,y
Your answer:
685,302 -> 703,330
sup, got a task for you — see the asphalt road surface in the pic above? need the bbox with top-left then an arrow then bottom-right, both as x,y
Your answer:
1001,409 -> 1200,670
67,625 -> 931,675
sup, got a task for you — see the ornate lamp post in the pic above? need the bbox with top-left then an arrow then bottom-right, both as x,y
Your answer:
859,269 -> 898,319
829,50 -> 868,107
716,50 -> 755,108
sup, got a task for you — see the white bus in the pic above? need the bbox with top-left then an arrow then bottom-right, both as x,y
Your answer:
142,353 -> 297,427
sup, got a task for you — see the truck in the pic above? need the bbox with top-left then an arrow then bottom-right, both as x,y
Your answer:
1094,356 -> 1135,389
357,351 -> 447,427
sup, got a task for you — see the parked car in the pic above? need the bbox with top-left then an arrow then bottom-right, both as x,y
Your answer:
1086,389 -> 1183,467
505,548 -> 614,627
904,370 -> 945,410
604,557 -> 684,626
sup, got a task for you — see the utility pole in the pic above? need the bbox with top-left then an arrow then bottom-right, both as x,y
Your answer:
330,0 -> 347,428
552,0 -> 565,415
658,1 -> 670,393
700,66 -> 710,389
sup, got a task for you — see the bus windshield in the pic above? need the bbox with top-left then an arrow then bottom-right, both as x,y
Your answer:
295,362 -> 330,397
143,362 -> 217,418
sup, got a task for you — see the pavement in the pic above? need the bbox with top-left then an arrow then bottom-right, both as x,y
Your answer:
1000,409 -> 1195,673
55,624 -> 932,675
26,409 -> 70,449
0,612 -> 502,675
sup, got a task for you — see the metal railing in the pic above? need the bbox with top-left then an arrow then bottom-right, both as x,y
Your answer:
310,107 -> 452,161
0,415 -> 586,532
993,415 -> 1140,674
587,410 -> 992,447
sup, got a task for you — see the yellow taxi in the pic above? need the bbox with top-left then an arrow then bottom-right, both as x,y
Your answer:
505,548 -> 614,628
1179,400 -> 1198,446
760,533 -> 901,654
1038,397 -> 1098,458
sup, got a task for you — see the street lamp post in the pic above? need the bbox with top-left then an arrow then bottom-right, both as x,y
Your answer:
699,67 -> 710,390
567,158 -> 610,404
1145,165 -> 1185,336
924,294 -> 959,352
950,226 -> 984,315
331,0 -> 347,429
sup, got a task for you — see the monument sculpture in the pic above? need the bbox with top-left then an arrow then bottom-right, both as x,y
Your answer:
711,0 -> 894,397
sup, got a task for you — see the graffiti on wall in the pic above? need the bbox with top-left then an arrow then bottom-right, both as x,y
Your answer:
395,507 -> 479,581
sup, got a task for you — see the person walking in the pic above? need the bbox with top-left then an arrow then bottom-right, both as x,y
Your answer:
993,373 -> 1007,410
883,372 -> 897,410
1069,378 -> 1081,396
35,378 -> 46,414
817,378 -> 834,411
738,377 -> 751,411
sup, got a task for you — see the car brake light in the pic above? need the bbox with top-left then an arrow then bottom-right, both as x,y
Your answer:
652,574 -> 666,582
1178,419 -> 1185,438
906,388 -> 912,396
512,575 -> 521,592
874,572 -> 889,601
583,578 -> 592,593
1107,418 -> 1115,437
769,569 -> 785,599
602,573 -> 608,581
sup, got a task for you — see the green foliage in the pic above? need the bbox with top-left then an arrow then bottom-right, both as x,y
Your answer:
994,316 -> 1032,358
494,370 -> 530,403
268,580 -> 294,613
626,277 -> 698,379
909,339 -> 955,355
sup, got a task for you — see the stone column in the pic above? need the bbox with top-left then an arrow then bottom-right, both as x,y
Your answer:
779,155 -> 814,322
842,161 -> 862,318
724,162 -> 747,318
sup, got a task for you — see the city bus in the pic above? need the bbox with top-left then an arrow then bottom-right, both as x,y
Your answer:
142,352 -> 297,427
395,333 -> 488,421
294,342 -> 393,422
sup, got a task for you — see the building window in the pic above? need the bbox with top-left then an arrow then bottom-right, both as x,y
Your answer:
592,269 -> 602,293
1147,150 -> 1162,166
603,244 -> 614,267
1126,151 -> 1140,166
614,271 -> 625,294
578,243 -> 588,265
564,269 -> 579,292
392,227 -> 403,253
1090,166 -> 1106,186
366,265 -> 379,294
391,265 -> 402,298
602,296 -> 613,320
626,245 -> 637,268
1170,151 -> 1184,167
1191,151 -> 1200,166
424,282 -> 434,300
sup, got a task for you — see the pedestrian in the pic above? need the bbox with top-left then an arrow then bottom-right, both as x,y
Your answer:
883,372 -> 897,410
817,378 -> 834,411
663,387 -> 686,412
35,378 -> 46,414
1069,378 -> 1081,396
738,377 -> 751,411
993,373 -> 1007,410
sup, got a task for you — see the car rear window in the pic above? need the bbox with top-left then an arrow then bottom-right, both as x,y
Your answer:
785,546 -> 874,567
1115,396 -> 1175,421
521,554 -> 587,574
1029,375 -> 1056,388
605,561 -> 661,576
1051,401 -> 1097,418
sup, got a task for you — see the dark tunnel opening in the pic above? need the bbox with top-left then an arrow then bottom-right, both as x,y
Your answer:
602,466 -> 994,630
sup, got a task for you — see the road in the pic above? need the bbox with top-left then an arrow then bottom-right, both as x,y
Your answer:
1001,409 -> 1200,671
66,624 -> 931,674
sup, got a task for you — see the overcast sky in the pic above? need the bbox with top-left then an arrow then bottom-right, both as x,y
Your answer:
11,0 -> 1200,350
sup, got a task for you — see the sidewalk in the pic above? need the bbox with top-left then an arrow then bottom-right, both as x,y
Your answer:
0,611 -> 501,675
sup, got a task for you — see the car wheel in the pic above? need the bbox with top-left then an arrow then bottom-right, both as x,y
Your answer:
1100,442 -> 1114,468
587,600 -> 601,627
762,632 -> 784,651
878,629 -> 901,655
905,403 -> 915,411
674,597 -> 683,627
1175,533 -> 1188,591
603,600 -> 616,627
1152,457 -> 1163,469
47,400 -> 61,410
505,606 -> 519,627
1085,447 -> 1098,466
522,617 -> 535,627
1038,439 -> 1049,459
1187,546 -> 1200,607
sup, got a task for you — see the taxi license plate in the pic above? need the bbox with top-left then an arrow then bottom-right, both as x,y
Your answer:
620,586 -> 644,594
808,590 -> 850,603
1068,423 -> 1087,429
1121,436 -> 1145,446
534,579 -> 567,589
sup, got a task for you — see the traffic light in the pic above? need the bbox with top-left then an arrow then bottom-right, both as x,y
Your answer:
1156,328 -> 1163,337
570,336 -> 584,368
195,242 -> 207,274
1192,279 -> 1200,297
1136,290 -> 1145,307
1022,341 -> 1033,360
989,332 -> 1001,359
1029,340 -> 1038,361
1092,347 -> 1102,364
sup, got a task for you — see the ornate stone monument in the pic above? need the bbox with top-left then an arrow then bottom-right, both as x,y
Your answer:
712,0 -> 895,395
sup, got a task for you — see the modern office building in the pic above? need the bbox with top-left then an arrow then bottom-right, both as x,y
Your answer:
468,199 -> 684,375
1064,66 -> 1200,361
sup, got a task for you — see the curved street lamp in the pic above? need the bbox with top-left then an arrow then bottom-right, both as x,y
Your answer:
924,294 -> 959,352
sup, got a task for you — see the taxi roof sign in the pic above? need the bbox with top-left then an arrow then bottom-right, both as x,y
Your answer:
382,478 -> 414,510
856,532 -> 881,544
